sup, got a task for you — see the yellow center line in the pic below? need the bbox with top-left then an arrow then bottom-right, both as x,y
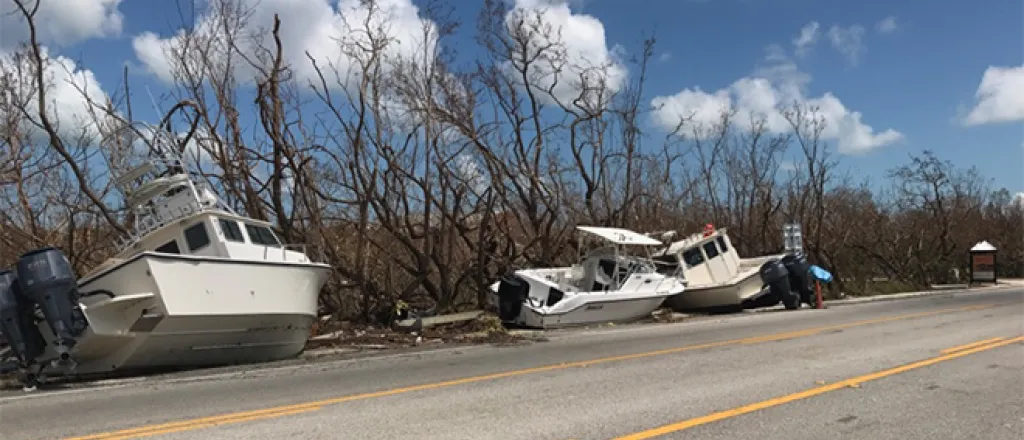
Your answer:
612,335 -> 1024,440
64,302 -> 1005,440
101,407 -> 322,440
939,336 -> 1005,354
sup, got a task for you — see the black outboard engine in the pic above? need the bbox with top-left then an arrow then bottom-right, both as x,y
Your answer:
781,252 -> 814,306
15,247 -> 88,361
759,259 -> 800,309
495,275 -> 529,322
0,270 -> 46,366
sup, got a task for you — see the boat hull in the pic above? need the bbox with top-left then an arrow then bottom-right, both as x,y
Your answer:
490,271 -> 683,329
516,294 -> 672,329
664,271 -> 768,311
41,252 -> 330,376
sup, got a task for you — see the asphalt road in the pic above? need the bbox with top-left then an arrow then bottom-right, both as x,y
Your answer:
1,288 -> 1022,440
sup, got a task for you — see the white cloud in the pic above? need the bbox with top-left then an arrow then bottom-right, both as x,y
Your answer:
876,16 -> 898,34
132,0 -> 438,90
659,52 -> 672,62
792,21 -> 820,57
827,24 -> 866,65
0,0 -> 123,50
962,65 -> 1024,126
131,32 -> 177,84
0,1 -> 123,146
0,47 -> 111,144
503,0 -> 628,110
649,47 -> 902,155
132,0 -> 624,113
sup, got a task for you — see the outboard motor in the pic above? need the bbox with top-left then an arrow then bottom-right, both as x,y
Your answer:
495,275 -> 529,322
15,247 -> 88,361
759,259 -> 799,309
781,252 -> 814,306
0,270 -> 46,366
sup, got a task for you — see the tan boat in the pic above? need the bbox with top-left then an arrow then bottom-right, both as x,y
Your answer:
650,227 -> 811,312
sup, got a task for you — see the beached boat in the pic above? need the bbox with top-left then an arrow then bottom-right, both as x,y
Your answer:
650,227 -> 815,312
0,152 -> 331,388
489,226 -> 685,329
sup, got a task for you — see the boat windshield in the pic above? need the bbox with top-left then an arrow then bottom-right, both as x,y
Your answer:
597,256 -> 656,277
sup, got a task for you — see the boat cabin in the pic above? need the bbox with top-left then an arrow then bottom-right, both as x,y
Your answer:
654,229 -> 744,287
121,211 -> 314,264
112,160 -> 312,265
561,226 -> 669,291
570,250 -> 657,292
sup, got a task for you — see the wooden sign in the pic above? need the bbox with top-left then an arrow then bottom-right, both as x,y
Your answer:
970,252 -> 996,283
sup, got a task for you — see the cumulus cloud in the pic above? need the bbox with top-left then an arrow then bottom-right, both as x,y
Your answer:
132,0 -> 625,113
132,0 -> 438,89
0,0 -> 124,51
961,65 -> 1024,126
0,0 -> 124,145
502,0 -> 627,110
649,46 -> 902,155
792,21 -> 820,57
827,24 -> 866,65
0,48 -> 111,144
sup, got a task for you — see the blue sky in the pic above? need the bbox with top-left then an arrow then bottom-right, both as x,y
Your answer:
5,0 -> 1023,195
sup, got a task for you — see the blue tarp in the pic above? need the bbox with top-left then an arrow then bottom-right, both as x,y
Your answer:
809,265 -> 833,283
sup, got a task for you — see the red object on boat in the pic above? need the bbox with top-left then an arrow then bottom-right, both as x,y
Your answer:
703,223 -> 715,237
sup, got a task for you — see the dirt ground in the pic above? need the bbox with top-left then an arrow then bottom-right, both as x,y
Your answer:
304,314 -> 526,350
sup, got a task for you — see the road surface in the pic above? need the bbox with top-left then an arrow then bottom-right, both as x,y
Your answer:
1,288 -> 1022,440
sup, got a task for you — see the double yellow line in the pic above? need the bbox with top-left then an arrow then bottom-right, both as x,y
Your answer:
66,303 -> 1004,440
613,334 -> 1024,439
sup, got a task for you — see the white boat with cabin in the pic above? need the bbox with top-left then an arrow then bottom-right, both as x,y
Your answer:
489,226 -> 685,329
650,227 -> 813,311
0,154 -> 331,387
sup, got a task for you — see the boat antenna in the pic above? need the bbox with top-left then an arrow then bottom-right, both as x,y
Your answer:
144,85 -> 175,163
145,85 -> 160,122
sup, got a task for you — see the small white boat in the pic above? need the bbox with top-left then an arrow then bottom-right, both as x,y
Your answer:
0,152 -> 331,387
488,226 -> 685,329
650,227 -> 814,312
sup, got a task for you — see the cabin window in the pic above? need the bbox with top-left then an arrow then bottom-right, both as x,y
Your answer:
682,248 -> 705,268
244,224 -> 281,247
219,219 -> 245,242
716,236 -> 729,252
155,240 -> 181,254
652,255 -> 680,275
703,241 -> 720,259
184,222 -> 211,251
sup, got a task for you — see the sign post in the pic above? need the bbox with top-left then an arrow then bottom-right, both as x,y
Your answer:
968,241 -> 998,286
783,223 -> 803,254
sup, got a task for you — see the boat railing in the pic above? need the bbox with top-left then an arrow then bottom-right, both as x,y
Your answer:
261,243 -> 330,265
617,259 -> 687,293
115,196 -> 214,252
615,259 -> 658,290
